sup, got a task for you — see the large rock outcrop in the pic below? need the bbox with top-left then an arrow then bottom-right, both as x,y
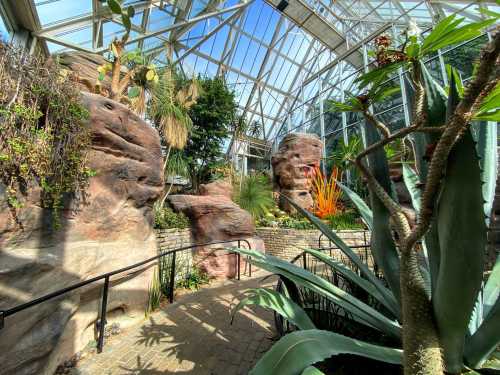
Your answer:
0,93 -> 163,375
168,181 -> 264,278
271,133 -> 323,213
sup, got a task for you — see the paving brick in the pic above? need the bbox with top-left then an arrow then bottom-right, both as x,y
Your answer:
73,271 -> 275,374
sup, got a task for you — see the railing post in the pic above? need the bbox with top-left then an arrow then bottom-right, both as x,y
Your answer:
169,251 -> 177,303
237,240 -> 241,280
97,276 -> 110,353
0,310 -> 4,330
249,258 -> 252,277
302,252 -> 307,270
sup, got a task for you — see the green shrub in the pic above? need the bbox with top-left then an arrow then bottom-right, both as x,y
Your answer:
234,173 -> 275,219
177,267 -> 210,290
327,211 -> 364,230
154,204 -> 190,229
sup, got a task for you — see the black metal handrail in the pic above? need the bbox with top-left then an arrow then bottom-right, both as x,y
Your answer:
274,237 -> 378,337
0,238 -> 251,352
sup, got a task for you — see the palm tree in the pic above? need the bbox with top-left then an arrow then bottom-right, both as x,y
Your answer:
150,43 -> 200,205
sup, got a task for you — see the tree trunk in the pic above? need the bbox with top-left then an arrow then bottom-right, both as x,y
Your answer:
400,249 -> 444,375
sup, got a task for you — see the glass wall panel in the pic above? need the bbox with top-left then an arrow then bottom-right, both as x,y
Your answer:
442,35 -> 489,80
0,13 -> 9,41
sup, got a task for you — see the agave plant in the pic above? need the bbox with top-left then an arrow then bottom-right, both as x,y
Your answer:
230,14 -> 500,375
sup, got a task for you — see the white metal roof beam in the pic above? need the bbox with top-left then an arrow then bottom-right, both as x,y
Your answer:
242,17 -> 285,117
264,0 -> 364,67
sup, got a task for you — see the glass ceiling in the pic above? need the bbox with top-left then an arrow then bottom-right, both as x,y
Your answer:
2,0 -> 498,143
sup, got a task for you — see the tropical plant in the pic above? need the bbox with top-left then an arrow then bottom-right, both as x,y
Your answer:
308,166 -> 342,219
234,173 -> 275,219
153,204 -> 190,230
176,266 -> 210,290
181,77 -> 238,191
0,41 -> 92,227
327,135 -> 366,196
149,48 -> 200,204
77,1 -> 159,112
230,15 -> 500,375
327,210 -> 364,230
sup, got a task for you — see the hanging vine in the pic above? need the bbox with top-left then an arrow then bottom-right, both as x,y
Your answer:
0,42 -> 93,227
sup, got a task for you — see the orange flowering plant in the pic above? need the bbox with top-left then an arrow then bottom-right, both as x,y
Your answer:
308,166 -> 342,219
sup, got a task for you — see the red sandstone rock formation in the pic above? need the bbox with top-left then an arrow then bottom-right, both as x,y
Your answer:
0,93 -> 163,375
271,133 -> 323,213
199,179 -> 232,198
169,181 -> 264,279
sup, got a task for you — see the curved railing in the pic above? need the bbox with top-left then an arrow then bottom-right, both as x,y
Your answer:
0,239 -> 252,352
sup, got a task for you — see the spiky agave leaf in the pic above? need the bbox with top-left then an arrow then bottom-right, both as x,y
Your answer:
232,288 -> 316,330
361,119 -> 402,309
230,246 -> 402,338
249,329 -> 402,375
283,196 -> 400,318
433,130 -> 487,373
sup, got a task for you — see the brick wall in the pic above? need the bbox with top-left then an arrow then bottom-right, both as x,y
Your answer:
155,228 -> 194,280
256,227 -> 371,261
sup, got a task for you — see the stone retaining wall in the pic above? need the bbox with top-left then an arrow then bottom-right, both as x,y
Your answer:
155,228 -> 194,280
256,227 -> 371,261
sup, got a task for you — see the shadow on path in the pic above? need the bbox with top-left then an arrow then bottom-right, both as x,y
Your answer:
76,273 -> 278,375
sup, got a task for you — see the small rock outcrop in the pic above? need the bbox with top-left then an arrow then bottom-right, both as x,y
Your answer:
0,93 -> 163,375
199,179 -> 232,198
168,181 -> 264,278
271,133 -> 323,213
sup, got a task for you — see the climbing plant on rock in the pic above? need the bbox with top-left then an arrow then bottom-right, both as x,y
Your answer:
0,42 -> 93,226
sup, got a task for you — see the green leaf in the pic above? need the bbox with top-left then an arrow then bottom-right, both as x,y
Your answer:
362,120 -> 402,311
405,41 -> 420,58
445,65 -> 465,98
327,100 -> 358,113
434,131 -> 488,373
337,181 -> 373,230
422,16 -> 496,55
232,288 -> 315,330
421,14 -> 464,54
107,0 -> 122,14
483,255 -> 500,319
301,366 -> 324,375
478,8 -> 500,19
282,196 -> 399,317
121,13 -> 131,32
355,61 -> 405,90
370,85 -> 401,104
250,329 -> 402,375
474,83 -> 500,116
230,246 -> 402,338
128,86 -> 140,98
402,163 -> 421,213
465,300 -> 500,369
127,5 -> 135,18
304,248 -> 396,314
474,121 -> 498,225
474,109 -> 500,122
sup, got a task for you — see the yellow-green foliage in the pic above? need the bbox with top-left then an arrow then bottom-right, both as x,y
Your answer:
0,42 -> 92,226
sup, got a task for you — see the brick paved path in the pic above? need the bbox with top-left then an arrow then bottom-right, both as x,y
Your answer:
76,272 -> 278,375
